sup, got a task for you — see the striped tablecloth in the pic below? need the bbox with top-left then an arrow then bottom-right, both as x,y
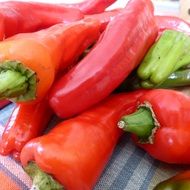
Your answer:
0,103 -> 187,190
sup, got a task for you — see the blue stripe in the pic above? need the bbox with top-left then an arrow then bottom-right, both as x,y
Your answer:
0,162 -> 29,190
109,145 -> 145,189
140,158 -> 160,190
99,134 -> 131,178
0,103 -> 15,126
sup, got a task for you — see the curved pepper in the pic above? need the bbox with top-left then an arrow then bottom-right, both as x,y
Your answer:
20,90 -> 145,190
0,19 -> 100,102
0,99 -> 53,161
154,171 -> 190,190
118,89 -> 190,164
49,0 -> 158,118
0,1 -> 83,39
66,0 -> 116,15
156,16 -> 190,36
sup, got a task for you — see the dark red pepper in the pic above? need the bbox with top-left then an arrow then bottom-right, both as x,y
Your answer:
49,0 -> 158,118
0,99 -> 53,160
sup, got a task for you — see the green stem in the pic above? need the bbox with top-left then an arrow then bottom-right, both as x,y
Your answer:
0,70 -> 28,98
118,107 -> 155,141
0,60 -> 37,102
24,162 -> 64,190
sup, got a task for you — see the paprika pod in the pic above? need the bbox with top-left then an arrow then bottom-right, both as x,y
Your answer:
0,1 -> 83,39
66,0 -> 116,15
156,16 -> 190,36
49,0 -> 158,118
0,19 -> 100,102
118,89 -> 190,164
21,90 -> 145,190
0,99 -> 53,161
153,171 -> 190,190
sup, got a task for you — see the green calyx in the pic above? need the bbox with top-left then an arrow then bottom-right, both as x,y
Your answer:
118,103 -> 160,143
137,30 -> 190,88
0,60 -> 37,102
24,162 -> 64,190
153,180 -> 190,190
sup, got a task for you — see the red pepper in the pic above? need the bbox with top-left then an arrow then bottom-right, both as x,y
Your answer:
0,1 -> 83,39
156,16 -> 190,36
154,171 -> 190,190
49,0 -> 158,118
85,9 -> 121,31
21,90 -> 145,190
118,89 -> 190,164
0,19 -> 100,103
0,100 -> 10,109
0,99 -> 53,161
66,0 -> 116,15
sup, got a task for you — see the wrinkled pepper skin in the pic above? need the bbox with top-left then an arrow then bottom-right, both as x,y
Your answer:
131,89 -> 190,164
49,0 -> 158,118
154,171 -> 190,190
0,1 -> 83,39
21,90 -> 145,190
0,19 -> 100,102
0,99 -> 53,161
66,0 -> 116,15
0,100 -> 10,109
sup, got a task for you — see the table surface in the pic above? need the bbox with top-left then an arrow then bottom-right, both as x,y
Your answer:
0,1 -> 188,190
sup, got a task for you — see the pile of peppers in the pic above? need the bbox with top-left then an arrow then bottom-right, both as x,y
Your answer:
0,0 -> 190,189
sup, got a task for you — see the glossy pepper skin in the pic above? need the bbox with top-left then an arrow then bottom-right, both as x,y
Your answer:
154,171 -> 190,190
0,99 -> 53,161
0,100 -> 10,109
119,89 -> 190,164
0,1 -> 83,40
0,19 -> 100,102
49,0 -> 158,118
66,0 -> 116,15
21,90 -> 145,190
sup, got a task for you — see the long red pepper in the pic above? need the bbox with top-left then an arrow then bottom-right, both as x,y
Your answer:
0,19 -> 100,103
0,100 -> 53,161
66,0 -> 116,15
49,0 -> 158,118
0,100 -> 10,109
0,1 -> 83,40
21,90 -> 145,190
118,89 -> 190,164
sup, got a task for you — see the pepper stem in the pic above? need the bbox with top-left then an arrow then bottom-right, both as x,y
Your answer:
24,162 -> 64,190
0,70 -> 28,98
118,107 -> 155,141
0,60 -> 37,102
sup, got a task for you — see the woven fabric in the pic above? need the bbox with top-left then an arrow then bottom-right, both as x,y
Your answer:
0,104 -> 184,190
